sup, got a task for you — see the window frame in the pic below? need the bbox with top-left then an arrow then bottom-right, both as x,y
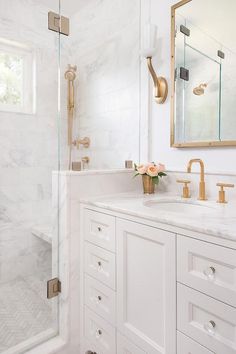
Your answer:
0,39 -> 36,114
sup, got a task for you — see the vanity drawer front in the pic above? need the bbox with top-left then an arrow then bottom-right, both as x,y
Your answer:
177,332 -> 215,354
84,242 -> 116,290
84,307 -> 116,354
82,338 -> 109,354
177,284 -> 236,354
84,209 -> 116,252
84,275 -> 116,325
177,235 -> 236,307
117,332 -> 147,354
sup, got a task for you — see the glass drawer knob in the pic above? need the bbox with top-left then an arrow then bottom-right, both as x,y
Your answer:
98,295 -> 102,301
96,329 -> 102,338
204,320 -> 216,334
97,227 -> 102,232
204,266 -> 216,279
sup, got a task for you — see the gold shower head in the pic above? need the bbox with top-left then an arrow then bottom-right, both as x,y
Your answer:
65,64 -> 77,81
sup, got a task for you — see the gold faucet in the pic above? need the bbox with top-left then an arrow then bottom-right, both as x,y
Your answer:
187,159 -> 207,200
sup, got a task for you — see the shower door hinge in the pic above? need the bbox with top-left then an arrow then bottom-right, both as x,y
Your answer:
180,24 -> 190,37
47,278 -> 61,299
180,67 -> 189,81
48,11 -> 69,36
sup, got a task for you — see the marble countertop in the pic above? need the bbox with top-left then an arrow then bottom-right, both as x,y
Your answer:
81,191 -> 236,241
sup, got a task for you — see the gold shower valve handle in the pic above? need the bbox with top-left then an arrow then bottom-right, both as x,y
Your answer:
177,179 -> 191,198
72,137 -> 90,149
216,183 -> 234,203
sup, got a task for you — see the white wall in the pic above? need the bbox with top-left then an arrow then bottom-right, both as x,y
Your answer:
144,0 -> 236,174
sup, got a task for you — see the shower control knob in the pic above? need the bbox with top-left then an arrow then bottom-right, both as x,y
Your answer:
73,137 -> 90,149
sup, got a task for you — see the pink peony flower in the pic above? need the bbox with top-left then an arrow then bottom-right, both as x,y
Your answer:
137,164 -> 147,175
147,165 -> 159,177
157,163 -> 165,172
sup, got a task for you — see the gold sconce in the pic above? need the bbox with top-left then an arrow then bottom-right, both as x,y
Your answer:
142,23 -> 168,104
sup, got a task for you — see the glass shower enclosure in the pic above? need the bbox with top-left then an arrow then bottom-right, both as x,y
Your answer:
174,15 -> 228,143
0,0 -> 61,353
0,0 -> 142,352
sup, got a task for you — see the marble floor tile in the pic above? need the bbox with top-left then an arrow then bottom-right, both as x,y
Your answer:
0,226 -> 56,353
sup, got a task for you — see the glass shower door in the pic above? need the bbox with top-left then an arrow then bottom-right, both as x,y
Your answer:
0,0 -> 60,352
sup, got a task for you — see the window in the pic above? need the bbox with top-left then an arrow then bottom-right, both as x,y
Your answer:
0,39 -> 35,114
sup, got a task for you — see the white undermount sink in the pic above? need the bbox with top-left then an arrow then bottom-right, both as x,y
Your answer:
143,198 -> 217,215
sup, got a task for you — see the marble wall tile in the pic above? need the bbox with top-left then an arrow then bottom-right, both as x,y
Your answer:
60,0 -> 141,170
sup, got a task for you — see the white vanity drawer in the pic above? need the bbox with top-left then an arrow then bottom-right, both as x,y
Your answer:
84,209 -> 116,252
84,275 -> 116,325
84,242 -> 116,290
177,331 -> 215,354
84,307 -> 116,354
177,284 -> 236,354
117,332 -> 147,354
177,235 -> 236,307
82,338 -> 108,354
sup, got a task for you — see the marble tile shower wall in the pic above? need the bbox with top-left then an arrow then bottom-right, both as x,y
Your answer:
65,0 -> 141,169
0,0 -> 65,227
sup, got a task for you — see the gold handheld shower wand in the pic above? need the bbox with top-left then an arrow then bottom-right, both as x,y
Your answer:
65,64 -> 77,146
65,65 -> 77,170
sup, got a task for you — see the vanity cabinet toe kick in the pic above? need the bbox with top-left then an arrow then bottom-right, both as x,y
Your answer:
80,206 -> 236,354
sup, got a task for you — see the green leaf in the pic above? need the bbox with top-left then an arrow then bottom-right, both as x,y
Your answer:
152,176 -> 159,185
158,172 -> 167,177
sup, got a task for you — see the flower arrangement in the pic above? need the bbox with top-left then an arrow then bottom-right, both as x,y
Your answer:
134,162 -> 167,194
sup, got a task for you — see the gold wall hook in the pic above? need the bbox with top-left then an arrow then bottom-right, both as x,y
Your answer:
147,57 -> 168,104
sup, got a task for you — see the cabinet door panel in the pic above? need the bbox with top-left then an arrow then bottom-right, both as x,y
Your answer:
117,219 -> 176,354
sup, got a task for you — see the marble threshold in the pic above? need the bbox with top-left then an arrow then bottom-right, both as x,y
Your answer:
81,191 -> 236,241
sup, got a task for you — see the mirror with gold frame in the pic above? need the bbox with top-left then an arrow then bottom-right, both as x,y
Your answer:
171,0 -> 236,147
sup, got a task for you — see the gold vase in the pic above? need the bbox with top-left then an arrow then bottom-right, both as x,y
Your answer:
142,175 -> 155,194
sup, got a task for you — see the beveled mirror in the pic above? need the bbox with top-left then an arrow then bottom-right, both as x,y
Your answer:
171,0 -> 236,147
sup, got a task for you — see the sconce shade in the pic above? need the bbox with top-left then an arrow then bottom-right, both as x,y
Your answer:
141,23 -> 157,58
141,22 -> 168,104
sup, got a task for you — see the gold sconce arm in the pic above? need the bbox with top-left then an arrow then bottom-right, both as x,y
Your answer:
147,57 -> 168,104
